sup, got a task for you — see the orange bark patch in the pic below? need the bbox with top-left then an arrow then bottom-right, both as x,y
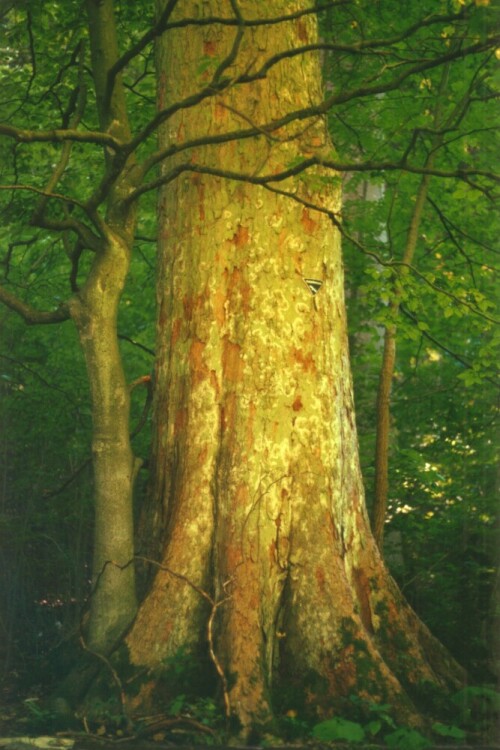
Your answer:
352,567 -> 374,634
291,347 -> 316,372
188,173 -> 205,220
269,539 -> 277,565
171,317 -> 182,347
310,135 -> 324,148
292,395 -> 303,411
228,266 -> 252,315
232,224 -> 249,248
189,339 -> 208,385
297,19 -> 309,43
127,679 -> 156,712
215,102 -> 227,123
213,278 -> 226,328
223,338 -> 242,383
315,566 -> 326,594
174,407 -> 187,435
326,644 -> 358,697
203,40 -> 217,57
183,291 -> 206,322
221,391 -> 237,435
247,401 -> 256,451
301,208 -> 318,235
224,541 -> 243,572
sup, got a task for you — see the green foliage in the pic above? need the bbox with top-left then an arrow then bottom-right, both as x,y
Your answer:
451,685 -> 500,730
323,0 -> 499,684
432,721 -> 466,739
312,716 -> 366,743
23,698 -> 58,731
349,695 -> 397,735
384,727 -> 431,750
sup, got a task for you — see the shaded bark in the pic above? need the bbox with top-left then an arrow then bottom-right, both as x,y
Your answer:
67,0 -> 141,653
69,235 -> 137,652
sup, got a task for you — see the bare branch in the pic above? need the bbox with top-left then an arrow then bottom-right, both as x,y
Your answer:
106,0 -> 181,95
130,154 -> 499,206
212,0 -> 246,84
0,123 -> 123,151
0,353 -> 76,401
244,34 -> 500,107
128,31 -> 497,161
427,197 -> 500,258
0,184 -> 104,249
400,305 -> 500,387
106,1 -> 348,87
32,55 -> 87,225
118,333 -> 155,357
0,284 -> 70,325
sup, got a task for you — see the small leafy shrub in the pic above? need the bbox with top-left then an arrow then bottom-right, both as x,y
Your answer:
276,712 -> 311,740
312,716 -> 365,743
452,685 -> 500,732
432,721 -> 466,740
23,698 -> 57,731
349,694 -> 397,738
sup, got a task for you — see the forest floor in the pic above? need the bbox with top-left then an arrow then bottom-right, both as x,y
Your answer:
1,671 -> 499,750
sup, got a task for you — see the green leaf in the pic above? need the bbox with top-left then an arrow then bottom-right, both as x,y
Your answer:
312,717 -> 365,743
432,722 -> 466,739
168,693 -> 186,715
196,55 -> 218,75
384,727 -> 431,750
366,719 -> 383,736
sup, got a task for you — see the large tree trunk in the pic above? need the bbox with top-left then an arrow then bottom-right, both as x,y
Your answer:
125,0 -> 463,732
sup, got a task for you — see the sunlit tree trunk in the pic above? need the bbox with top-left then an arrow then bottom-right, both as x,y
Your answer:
125,0 -> 463,732
69,236 -> 137,651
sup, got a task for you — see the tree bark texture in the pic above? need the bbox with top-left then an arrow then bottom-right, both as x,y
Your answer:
125,0 -> 464,731
69,235 -> 137,653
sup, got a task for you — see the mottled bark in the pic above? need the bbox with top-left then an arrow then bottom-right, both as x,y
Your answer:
125,0 -> 464,732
